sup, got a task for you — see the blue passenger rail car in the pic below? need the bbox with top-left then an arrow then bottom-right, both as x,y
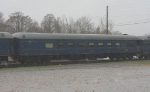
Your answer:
138,35 -> 150,59
0,32 -> 14,64
13,32 -> 140,64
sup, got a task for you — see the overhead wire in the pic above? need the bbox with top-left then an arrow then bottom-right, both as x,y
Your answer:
65,1 -> 150,27
109,13 -> 150,18
114,20 -> 150,26
116,19 -> 150,24
109,0 -> 150,9
109,1 -> 150,18
107,0 -> 150,26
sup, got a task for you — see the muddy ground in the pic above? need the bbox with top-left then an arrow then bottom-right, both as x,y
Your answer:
0,60 -> 150,92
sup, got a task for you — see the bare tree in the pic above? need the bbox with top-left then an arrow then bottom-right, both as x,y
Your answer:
0,12 -> 4,23
0,12 -> 7,32
59,15 -> 69,33
76,16 -> 94,34
99,17 -> 115,34
108,20 -> 115,33
95,26 -> 101,34
27,20 -> 41,32
5,12 -> 32,33
99,17 -> 106,31
59,16 -> 76,33
112,30 -> 122,35
69,18 -> 78,33
59,16 -> 95,34
100,29 -> 112,34
41,14 -> 56,33
54,18 -> 62,33
65,18 -> 77,34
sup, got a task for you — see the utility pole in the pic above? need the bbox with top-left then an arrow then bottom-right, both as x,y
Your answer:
106,6 -> 108,34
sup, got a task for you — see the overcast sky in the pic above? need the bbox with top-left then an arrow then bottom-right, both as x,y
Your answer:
0,0 -> 150,36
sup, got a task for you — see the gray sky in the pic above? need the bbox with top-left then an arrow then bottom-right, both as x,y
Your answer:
0,0 -> 150,35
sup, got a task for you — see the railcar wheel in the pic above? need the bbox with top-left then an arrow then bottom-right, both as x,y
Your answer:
26,61 -> 32,65
36,60 -> 42,65
138,56 -> 143,59
116,58 -> 119,61
122,57 -> 126,60
0,58 -> 2,64
45,60 -> 51,65
19,60 -> 25,65
32,61 -> 37,65
144,56 -> 149,59
42,59 -> 50,65
109,57 -> 113,61
128,56 -> 133,60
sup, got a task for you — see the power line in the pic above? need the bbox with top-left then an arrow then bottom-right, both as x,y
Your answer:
115,20 -> 150,26
110,4 -> 150,11
109,13 -> 150,18
109,8 -> 150,15
109,8 -> 150,18
116,19 -> 150,24
109,0 -> 150,9
107,2 -> 150,27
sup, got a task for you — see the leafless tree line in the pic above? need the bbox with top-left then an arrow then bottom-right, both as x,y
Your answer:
0,11 -> 121,35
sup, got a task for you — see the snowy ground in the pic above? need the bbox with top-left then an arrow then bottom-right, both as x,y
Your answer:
0,61 -> 150,92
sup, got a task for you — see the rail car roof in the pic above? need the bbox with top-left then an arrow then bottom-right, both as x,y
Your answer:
12,32 -> 140,40
138,35 -> 150,40
0,32 -> 13,38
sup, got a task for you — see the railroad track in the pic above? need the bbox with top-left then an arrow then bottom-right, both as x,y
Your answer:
0,59 -> 147,68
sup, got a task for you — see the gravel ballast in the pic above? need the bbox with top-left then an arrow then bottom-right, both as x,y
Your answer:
0,61 -> 150,92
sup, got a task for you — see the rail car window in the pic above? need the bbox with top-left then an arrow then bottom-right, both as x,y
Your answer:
115,43 -> 120,47
58,43 -> 64,48
107,43 -> 112,47
68,43 -> 74,48
124,43 -> 134,47
89,43 -> 94,47
79,42 -> 85,47
45,43 -> 53,48
98,43 -> 103,47
130,43 -> 134,47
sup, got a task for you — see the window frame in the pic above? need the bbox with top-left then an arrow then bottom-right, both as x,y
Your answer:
45,43 -> 54,49
98,42 -> 103,47
89,42 -> 94,47
68,43 -> 74,48
79,42 -> 85,47
115,43 -> 120,47
107,42 -> 112,47
58,42 -> 64,48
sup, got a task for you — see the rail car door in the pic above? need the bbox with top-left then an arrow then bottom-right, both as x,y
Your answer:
8,39 -> 14,55
13,38 -> 20,57
136,40 -> 142,58
136,40 -> 142,52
